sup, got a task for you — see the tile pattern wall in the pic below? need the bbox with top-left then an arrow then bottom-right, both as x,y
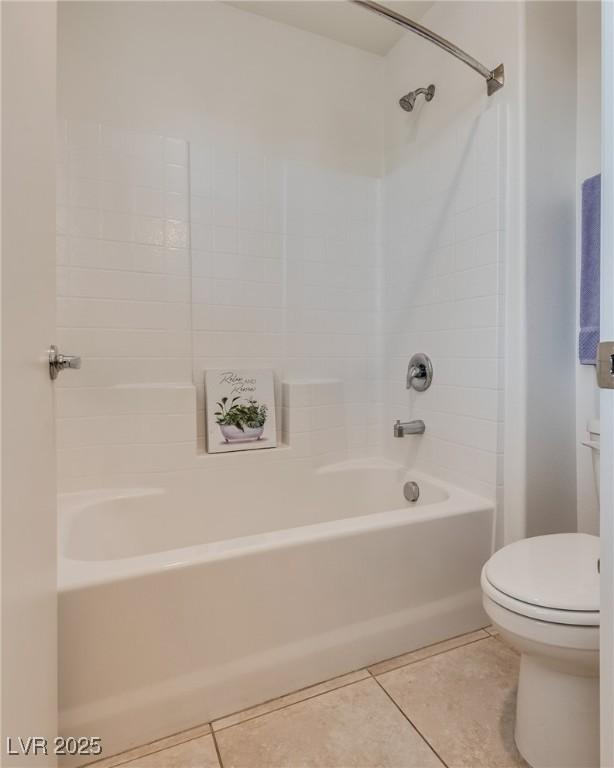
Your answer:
281,379 -> 346,467
190,139 -> 381,458
56,122 -> 195,487
381,105 -> 506,502
57,113 -> 505,501
56,123 -> 381,489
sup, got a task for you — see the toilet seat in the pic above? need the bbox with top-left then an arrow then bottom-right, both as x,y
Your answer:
482,533 -> 600,627
482,570 -> 600,626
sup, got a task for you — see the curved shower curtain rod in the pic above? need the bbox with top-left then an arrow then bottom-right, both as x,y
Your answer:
351,0 -> 504,96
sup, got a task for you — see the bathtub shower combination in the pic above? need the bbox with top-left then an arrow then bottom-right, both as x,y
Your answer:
55,0 -> 510,759
59,462 -> 494,755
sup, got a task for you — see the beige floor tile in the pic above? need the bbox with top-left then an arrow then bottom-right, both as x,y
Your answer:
85,725 -> 213,768
213,669 -> 369,731
115,735 -> 219,768
484,625 -> 500,637
368,630 -> 490,676
378,637 -> 527,768
215,677 -> 444,768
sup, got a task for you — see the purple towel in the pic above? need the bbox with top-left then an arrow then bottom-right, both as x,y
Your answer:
579,174 -> 601,365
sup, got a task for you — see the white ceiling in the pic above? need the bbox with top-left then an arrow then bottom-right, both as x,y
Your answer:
226,1 -> 434,56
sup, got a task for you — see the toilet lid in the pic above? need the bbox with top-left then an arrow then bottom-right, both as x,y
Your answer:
484,533 -> 600,612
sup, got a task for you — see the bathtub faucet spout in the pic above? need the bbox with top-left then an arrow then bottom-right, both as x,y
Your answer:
393,419 -> 426,437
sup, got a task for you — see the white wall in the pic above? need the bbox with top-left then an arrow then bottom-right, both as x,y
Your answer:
379,0 -> 582,543
56,119 -> 380,489
380,96 -> 505,503
190,141 -> 380,460
524,1 -> 578,537
379,1 -> 523,545
56,2 -> 383,490
576,1 -> 601,535
55,124 -> 197,487
57,1 -> 383,177
1,2 -> 58,762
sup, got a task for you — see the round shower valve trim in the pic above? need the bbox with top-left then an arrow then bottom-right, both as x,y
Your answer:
406,353 -> 433,392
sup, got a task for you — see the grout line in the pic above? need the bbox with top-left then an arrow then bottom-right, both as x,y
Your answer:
213,632 -> 489,735
212,673 -> 370,733
59,265 -> 189,278
211,729 -> 225,768
59,439 -> 195,449
371,674 -> 450,768
58,413 -> 195,420
402,432 -> 499,455
81,726 -> 213,768
369,633 -> 490,677
58,294 -> 191,305
54,354 -> 194,359
59,440 -> 196,450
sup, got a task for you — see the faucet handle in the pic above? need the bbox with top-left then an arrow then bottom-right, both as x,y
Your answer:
407,353 -> 433,391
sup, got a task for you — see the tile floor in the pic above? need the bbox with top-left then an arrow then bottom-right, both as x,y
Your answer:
87,626 -> 527,768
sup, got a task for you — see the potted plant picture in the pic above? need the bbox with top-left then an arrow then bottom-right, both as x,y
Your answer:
214,397 -> 268,443
205,369 -> 277,453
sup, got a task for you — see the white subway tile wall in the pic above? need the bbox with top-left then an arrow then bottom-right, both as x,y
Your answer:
57,121 -> 194,488
57,122 -> 381,489
281,380 -> 347,467
190,138 -> 381,458
381,104 -> 506,502
56,114 -> 503,498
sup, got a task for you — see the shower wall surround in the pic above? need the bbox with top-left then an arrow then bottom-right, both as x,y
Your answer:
56,111 -> 503,501
377,0 -> 519,542
56,1 -> 509,521
56,125 -> 197,487
56,123 -> 381,489
381,104 -> 505,503
189,140 -> 380,456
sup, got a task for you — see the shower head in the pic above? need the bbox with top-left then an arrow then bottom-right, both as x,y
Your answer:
399,92 -> 416,112
399,84 -> 435,112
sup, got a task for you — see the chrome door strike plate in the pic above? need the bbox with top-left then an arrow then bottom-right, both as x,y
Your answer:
597,341 -> 614,389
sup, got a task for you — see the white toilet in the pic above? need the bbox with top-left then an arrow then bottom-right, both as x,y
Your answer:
481,422 -> 601,768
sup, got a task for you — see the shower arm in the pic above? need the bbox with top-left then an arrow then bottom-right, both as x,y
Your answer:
351,0 -> 504,96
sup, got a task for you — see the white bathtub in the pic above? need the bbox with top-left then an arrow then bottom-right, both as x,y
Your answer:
58,458 -> 494,759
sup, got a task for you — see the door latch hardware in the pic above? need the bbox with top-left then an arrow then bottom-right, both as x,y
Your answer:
597,341 -> 614,389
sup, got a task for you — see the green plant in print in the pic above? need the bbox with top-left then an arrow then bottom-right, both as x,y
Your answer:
214,397 -> 268,432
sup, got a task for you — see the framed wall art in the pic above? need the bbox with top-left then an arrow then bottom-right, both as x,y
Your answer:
205,369 -> 277,453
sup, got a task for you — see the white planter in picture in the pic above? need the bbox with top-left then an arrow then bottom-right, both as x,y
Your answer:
219,425 -> 265,443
